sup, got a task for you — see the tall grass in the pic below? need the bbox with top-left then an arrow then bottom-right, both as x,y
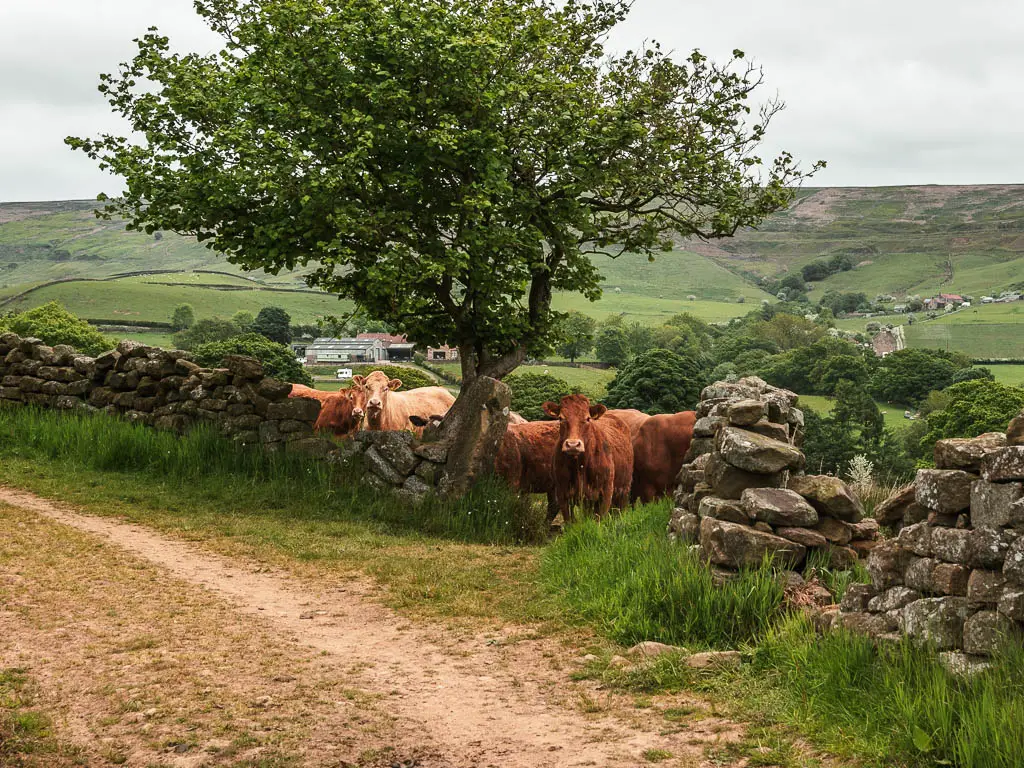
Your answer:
541,502 -> 786,649
743,616 -> 1024,768
0,405 -> 544,545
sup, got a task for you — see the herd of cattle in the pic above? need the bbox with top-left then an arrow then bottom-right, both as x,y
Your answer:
290,370 -> 695,521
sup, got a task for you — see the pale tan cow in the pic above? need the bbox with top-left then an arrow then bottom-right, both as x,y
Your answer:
354,371 -> 455,433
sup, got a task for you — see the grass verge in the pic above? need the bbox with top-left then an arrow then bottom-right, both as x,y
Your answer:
0,404 -> 553,626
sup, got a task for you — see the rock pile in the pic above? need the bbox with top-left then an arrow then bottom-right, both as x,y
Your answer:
669,377 -> 877,569
0,333 -> 446,499
839,424 -> 1024,661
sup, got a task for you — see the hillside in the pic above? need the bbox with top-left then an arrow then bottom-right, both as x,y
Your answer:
2,186 -> 1023,330
0,200 -> 772,325
692,184 -> 1024,298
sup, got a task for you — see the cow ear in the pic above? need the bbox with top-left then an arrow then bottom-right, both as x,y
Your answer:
389,378 -> 403,391
542,401 -> 560,418
589,403 -> 607,419
409,415 -> 428,427
352,375 -> 365,386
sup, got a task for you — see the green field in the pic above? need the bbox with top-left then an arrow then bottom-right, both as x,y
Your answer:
798,394 -> 910,432
981,365 -> 1024,386
434,362 -> 617,397
0,277 -> 351,326
904,303 -> 1024,358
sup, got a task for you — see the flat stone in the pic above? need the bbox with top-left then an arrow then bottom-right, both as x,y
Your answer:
836,611 -> 896,636
705,453 -> 783,499
931,563 -> 970,596
971,479 -> 1024,529
967,570 -> 1007,605
813,517 -> 854,545
839,583 -> 877,612
915,468 -> 975,514
699,517 -> 806,570
727,399 -> 765,426
741,488 -> 818,527
982,446 -> 1024,482
970,527 -> 1016,569
901,597 -> 971,650
716,426 -> 805,474
788,475 -> 864,522
934,433 -> 1007,471
667,510 -> 700,543
693,415 -> 728,438
904,557 -> 937,592
998,588 -> 1024,621
266,398 -> 321,422
868,586 -> 921,613
867,541 -> 911,589
939,651 -> 993,677
685,651 -> 742,670
363,445 -> 405,486
895,521 -> 932,557
698,496 -> 750,525
627,641 -> 685,658
849,518 -> 879,541
932,527 -> 972,564
823,544 -> 858,570
775,526 -> 828,548
1002,537 -> 1024,584
963,611 -> 1015,656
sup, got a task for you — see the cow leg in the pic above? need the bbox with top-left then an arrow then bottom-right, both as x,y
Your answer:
545,490 -> 559,523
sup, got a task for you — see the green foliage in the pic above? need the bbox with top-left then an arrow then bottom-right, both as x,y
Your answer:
172,317 -> 240,350
555,311 -> 597,362
757,336 -> 866,395
809,353 -> 872,394
0,301 -> 111,355
350,365 -> 436,391
801,253 -> 854,283
70,0 -> 818,381
801,400 -> 913,480
170,302 -> 195,331
191,333 -> 313,385
604,348 -> 704,414
231,310 -> 255,334
505,372 -> 573,421
594,316 -> 655,366
818,290 -> 868,315
541,502 -> 786,648
869,348 -> 969,405
920,380 -> 1024,451
954,366 -> 995,384
253,306 -> 292,344
651,312 -> 716,361
749,313 -> 826,350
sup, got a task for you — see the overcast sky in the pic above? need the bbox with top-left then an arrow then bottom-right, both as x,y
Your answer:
2,0 -> 1022,201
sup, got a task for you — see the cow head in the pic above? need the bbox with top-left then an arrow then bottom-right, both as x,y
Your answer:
314,388 -> 363,438
543,394 -> 607,457
409,414 -> 444,429
353,371 -> 402,427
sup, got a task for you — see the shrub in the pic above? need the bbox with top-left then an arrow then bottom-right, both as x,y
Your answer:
170,303 -> 195,331
191,333 -> 313,385
173,318 -> 240,350
505,372 -> 573,421
604,348 -> 703,414
920,380 -> 1024,450
0,301 -> 111,355
253,306 -> 292,344
350,364 -> 437,390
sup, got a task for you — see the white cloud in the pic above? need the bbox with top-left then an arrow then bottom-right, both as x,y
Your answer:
1,0 -> 1022,200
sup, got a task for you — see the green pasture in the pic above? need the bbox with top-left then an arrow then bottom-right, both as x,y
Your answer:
1,278 -> 350,326
432,362 -> 616,397
798,394 -> 910,432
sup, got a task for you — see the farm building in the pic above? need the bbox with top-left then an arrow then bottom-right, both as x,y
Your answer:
303,337 -> 385,365
356,333 -> 416,362
427,345 -> 460,361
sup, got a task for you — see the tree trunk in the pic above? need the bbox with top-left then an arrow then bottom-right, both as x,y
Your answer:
435,374 -> 512,498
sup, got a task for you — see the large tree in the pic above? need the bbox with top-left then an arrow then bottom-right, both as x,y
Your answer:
69,0 -> 819,391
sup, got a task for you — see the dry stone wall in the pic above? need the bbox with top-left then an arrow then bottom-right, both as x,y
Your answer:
669,377 -> 878,570
0,333 -> 445,498
839,423 -> 1024,665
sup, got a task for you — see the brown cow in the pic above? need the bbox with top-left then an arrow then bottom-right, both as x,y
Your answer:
631,411 -> 696,503
543,394 -> 634,522
290,384 -> 367,438
607,408 -> 649,438
354,371 -> 455,433
494,420 -> 561,520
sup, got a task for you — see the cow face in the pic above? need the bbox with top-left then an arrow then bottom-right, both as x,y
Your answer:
543,394 -> 607,457
314,388 -> 363,437
355,371 -> 402,425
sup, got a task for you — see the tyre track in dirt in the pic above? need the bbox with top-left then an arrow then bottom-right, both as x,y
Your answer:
0,486 -> 747,767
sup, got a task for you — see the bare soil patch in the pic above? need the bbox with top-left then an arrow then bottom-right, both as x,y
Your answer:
0,487 -> 751,767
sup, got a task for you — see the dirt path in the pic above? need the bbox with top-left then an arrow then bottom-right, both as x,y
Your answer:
0,486 -> 749,768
